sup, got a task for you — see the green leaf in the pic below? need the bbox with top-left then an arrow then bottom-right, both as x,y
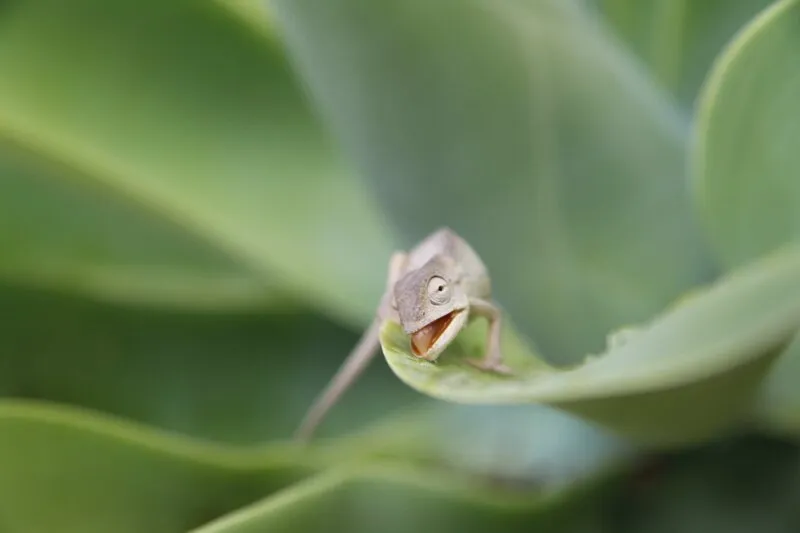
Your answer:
616,435 -> 800,533
0,284 -> 423,444
0,400 -> 301,533
0,384 -> 635,532
0,149 -> 283,310
0,261 -> 636,528
591,0 -> 775,104
189,464 -> 609,533
0,355 -> 635,533
189,404 -> 633,533
754,335 -> 800,438
691,0 -> 800,437
415,404 -> 633,489
268,0 -> 714,364
0,399 -> 446,533
379,242 -> 800,447
693,0 -> 800,269
0,1 -> 395,324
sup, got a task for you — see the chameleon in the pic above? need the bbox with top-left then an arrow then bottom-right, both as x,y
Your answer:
294,227 -> 509,441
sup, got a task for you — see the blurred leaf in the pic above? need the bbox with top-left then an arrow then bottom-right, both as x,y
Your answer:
693,0 -> 800,269
0,395 -> 635,532
0,400 -> 453,533
415,404 -> 634,489
616,435 -> 800,533
0,149 -> 284,310
189,451 -> 620,533
326,398 -> 636,529
0,284 -> 422,444
0,357 -> 636,533
0,282 -> 637,502
225,0 -> 271,25
0,400 -> 303,533
0,284 -> 634,533
691,0 -> 800,437
755,336 -> 800,438
268,0 -> 714,364
591,0 -> 774,104
310,378 -> 637,528
0,0 -> 395,324
380,242 -> 800,447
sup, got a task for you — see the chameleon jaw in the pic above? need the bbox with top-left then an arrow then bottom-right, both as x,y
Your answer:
410,309 -> 467,361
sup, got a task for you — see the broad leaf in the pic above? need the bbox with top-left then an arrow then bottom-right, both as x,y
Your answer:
0,1 -> 395,324
616,435 -> 800,533
591,0 -> 775,105
0,400 -> 301,533
754,336 -> 800,438
380,242 -> 800,447
0,391 -> 634,532
0,284 -> 420,443
189,465 -> 612,533
268,0 -> 713,364
0,400 -> 443,533
189,406 -> 632,533
693,0 -> 800,268
0,150 -> 282,310
691,0 -> 800,438
417,404 -> 633,488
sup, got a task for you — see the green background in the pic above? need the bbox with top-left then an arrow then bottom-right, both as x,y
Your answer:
0,0 -> 799,531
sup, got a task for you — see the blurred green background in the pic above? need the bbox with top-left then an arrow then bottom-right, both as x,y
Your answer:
1,0 -> 799,531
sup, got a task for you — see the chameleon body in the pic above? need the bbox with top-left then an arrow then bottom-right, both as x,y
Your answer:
295,227 -> 508,441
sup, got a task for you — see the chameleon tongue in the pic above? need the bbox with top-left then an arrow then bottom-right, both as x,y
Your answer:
410,311 -> 456,357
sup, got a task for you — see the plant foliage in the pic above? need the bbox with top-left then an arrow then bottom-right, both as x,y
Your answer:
0,0 -> 799,531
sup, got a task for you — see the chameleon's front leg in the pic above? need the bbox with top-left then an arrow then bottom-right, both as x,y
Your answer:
466,298 -> 512,374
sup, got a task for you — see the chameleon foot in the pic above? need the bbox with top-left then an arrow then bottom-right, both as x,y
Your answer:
466,357 -> 512,375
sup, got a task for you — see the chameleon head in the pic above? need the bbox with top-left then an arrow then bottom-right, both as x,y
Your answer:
393,255 -> 469,361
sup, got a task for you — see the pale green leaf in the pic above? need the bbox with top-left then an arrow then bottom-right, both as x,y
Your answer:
0,1 -> 395,324
0,400 -> 300,533
0,150 -> 283,310
693,0 -> 800,268
0,284 -> 420,443
754,336 -> 800,438
380,243 -> 800,447
269,0 -> 713,363
190,405 -> 632,533
189,465 -> 608,533
592,0 -> 774,103
0,399 -> 445,533
691,0 -> 800,437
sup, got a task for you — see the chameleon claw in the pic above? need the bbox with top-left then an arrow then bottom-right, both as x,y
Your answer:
466,357 -> 513,375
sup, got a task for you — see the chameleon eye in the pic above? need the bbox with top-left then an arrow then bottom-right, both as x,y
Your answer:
427,275 -> 451,305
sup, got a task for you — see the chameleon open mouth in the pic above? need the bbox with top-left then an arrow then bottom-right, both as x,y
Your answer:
410,310 -> 461,358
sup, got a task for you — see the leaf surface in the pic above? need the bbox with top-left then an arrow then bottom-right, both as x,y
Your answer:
592,0 -> 775,104
691,0 -> 800,438
0,1 -> 394,322
381,243 -> 800,446
269,0 -> 714,363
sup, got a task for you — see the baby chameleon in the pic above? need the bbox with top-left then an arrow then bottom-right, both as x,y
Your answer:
294,227 -> 510,441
